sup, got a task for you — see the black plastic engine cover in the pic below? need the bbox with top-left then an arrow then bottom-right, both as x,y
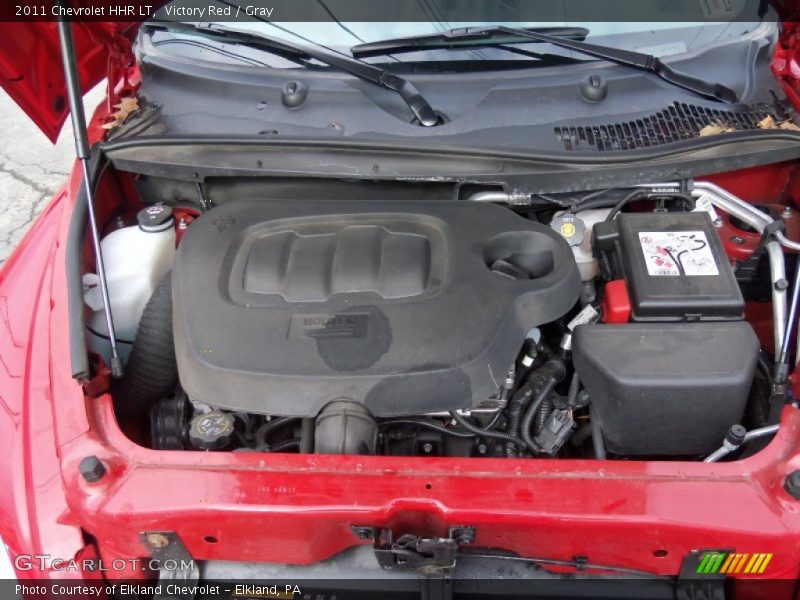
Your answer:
573,321 -> 759,456
173,199 -> 580,417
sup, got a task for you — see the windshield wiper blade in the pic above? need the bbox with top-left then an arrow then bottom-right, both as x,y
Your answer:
352,26 -> 589,58
353,25 -> 738,104
144,22 -> 440,126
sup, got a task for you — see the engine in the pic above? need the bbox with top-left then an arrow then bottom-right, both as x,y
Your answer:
170,199 -> 579,451
174,199 -> 580,416
101,185 -> 774,460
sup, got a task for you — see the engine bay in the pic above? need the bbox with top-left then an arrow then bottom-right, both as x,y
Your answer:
172,199 -> 579,419
85,175 -> 792,462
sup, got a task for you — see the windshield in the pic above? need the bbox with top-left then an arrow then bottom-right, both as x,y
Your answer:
238,22 -> 765,57
151,0 -> 774,68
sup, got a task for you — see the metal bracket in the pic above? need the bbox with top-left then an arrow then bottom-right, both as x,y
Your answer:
378,534 -> 458,572
351,525 -> 476,600
353,525 -> 476,574
140,532 -> 199,600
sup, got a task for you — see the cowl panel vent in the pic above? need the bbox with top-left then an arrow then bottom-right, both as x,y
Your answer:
555,102 -> 776,151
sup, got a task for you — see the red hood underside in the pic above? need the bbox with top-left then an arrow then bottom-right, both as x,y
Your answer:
0,8 -> 161,142
0,1 -> 797,142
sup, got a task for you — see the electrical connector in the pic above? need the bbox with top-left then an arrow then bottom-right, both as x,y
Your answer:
534,409 -> 575,455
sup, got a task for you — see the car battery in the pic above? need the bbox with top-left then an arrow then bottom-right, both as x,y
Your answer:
594,211 -> 744,321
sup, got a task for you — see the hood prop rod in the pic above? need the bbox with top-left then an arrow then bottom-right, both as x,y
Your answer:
57,18 -> 123,379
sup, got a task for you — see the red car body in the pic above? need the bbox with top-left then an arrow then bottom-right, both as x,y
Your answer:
1,7 -> 800,597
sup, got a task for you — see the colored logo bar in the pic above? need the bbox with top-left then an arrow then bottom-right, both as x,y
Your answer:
696,552 -> 772,574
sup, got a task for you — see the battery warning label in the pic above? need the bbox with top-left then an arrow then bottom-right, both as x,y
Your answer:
638,231 -> 719,277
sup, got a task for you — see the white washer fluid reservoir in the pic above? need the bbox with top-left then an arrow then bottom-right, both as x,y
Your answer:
84,204 -> 176,363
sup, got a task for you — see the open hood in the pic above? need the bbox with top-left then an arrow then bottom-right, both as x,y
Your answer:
0,14 -> 159,142
0,2 -> 797,142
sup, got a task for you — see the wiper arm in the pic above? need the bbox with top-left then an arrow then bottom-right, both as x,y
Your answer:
144,22 -> 440,126
353,25 -> 738,104
352,26 -> 589,57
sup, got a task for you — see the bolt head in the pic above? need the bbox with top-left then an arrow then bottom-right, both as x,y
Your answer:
78,456 -> 106,483
785,471 -> 800,500
450,526 -> 476,545
726,424 -> 746,446
351,526 -> 374,540
146,533 -> 170,548
782,207 -> 793,218
775,279 -> 789,291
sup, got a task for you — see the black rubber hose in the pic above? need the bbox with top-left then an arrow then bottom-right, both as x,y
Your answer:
255,417 -> 299,447
504,380 -> 537,457
757,352 -> 772,383
270,439 -> 300,452
505,359 -> 566,456
381,408 -> 504,440
604,189 -> 649,221
568,188 -> 617,213
535,395 -> 553,435
567,373 -> 581,408
531,193 -> 574,208
380,418 -> 477,439
599,251 -> 614,280
449,411 -> 526,449
571,189 -> 695,221
484,409 -> 505,431
666,192 -> 697,213
521,377 -> 558,453
113,273 -> 177,421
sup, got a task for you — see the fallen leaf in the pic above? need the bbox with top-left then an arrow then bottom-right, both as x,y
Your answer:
102,96 -> 139,130
115,96 -> 139,115
758,115 -> 778,129
757,115 -> 800,131
699,123 -> 736,136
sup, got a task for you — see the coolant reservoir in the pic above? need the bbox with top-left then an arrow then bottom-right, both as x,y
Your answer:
551,208 -> 612,281
85,205 -> 175,363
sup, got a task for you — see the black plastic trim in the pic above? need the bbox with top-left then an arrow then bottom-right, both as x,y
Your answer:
101,130 -> 800,194
66,152 -> 106,381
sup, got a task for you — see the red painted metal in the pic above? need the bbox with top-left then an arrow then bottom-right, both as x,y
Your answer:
712,202 -> 800,261
601,279 -> 631,323
0,15 -> 798,599
702,163 -> 798,204
773,20 -> 800,111
700,164 -> 800,262
0,9 -> 160,141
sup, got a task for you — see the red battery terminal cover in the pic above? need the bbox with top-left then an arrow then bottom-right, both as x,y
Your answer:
602,279 -> 631,324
